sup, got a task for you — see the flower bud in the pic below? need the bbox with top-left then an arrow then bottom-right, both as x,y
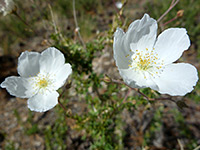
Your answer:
177,10 -> 184,18
103,75 -> 111,83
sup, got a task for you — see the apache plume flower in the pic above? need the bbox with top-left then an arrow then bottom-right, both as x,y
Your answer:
0,0 -> 15,16
113,14 -> 198,96
1,47 -> 72,112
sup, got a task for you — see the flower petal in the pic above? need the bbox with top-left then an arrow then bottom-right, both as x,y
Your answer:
54,63 -> 72,90
119,68 -> 158,90
17,51 -> 40,77
113,14 -> 157,69
113,28 -> 128,69
39,47 -> 65,74
154,28 -> 190,64
4,0 -> 15,15
128,14 -> 158,52
0,76 -> 36,98
153,63 -> 198,96
27,91 -> 59,112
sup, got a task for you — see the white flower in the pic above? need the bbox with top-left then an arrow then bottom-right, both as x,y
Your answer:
115,1 -> 123,9
0,0 -> 15,16
113,14 -> 198,96
1,47 -> 72,112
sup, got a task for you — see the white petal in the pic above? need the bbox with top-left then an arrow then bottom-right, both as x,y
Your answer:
115,2 -> 123,9
113,28 -> 128,69
125,14 -> 157,51
39,47 -> 65,74
17,51 -> 40,77
0,76 -> 36,98
119,68 -> 158,90
27,91 -> 59,112
54,63 -> 72,90
154,28 -> 190,64
4,0 -> 15,15
153,63 -> 198,96
113,14 -> 157,69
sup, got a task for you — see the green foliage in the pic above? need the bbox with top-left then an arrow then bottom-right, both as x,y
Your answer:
172,109 -> 199,149
13,109 -> 39,136
1,0 -> 200,149
5,141 -> 18,150
44,108 -> 68,150
143,106 -> 163,146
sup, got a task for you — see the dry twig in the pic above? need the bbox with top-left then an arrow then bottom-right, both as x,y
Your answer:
72,0 -> 85,48
111,77 -> 175,103
157,0 -> 180,22
178,139 -> 184,150
194,145 -> 200,150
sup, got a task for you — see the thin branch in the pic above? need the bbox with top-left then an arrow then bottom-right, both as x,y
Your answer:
48,4 -> 58,34
163,16 -> 177,26
58,98 -> 68,112
58,97 -> 80,121
113,0 -> 128,20
133,88 -> 176,103
111,78 -> 125,85
170,0 -> 176,6
133,88 -> 149,101
57,83 -> 81,121
57,84 -> 68,112
194,145 -> 200,150
178,139 -> 184,150
13,11 -> 37,35
72,0 -> 85,48
123,88 -> 132,103
48,4 -> 64,41
58,92 -> 78,120
157,0 -> 180,23
112,0 -> 120,13
110,77 -> 175,103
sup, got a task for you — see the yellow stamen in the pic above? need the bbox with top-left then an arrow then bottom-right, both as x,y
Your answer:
125,54 -> 129,57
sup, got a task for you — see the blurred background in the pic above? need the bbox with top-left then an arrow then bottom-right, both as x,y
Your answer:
0,0 -> 200,149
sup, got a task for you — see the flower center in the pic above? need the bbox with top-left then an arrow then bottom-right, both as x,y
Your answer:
30,72 -> 55,94
135,48 -> 158,71
137,57 -> 151,70
127,48 -> 164,78
36,78 -> 49,88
